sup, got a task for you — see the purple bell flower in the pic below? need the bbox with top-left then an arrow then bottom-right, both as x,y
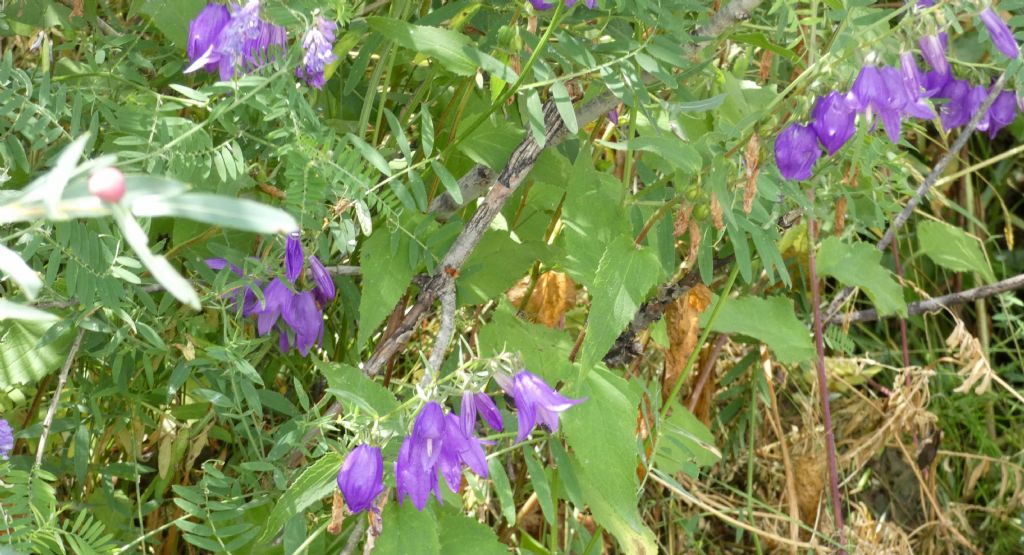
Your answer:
531,0 -> 596,9
438,414 -> 489,492
986,89 -> 1018,138
308,255 -> 336,306
896,57 -> 938,121
936,78 -> 973,130
297,16 -> 338,89
337,445 -> 385,513
774,123 -> 821,181
205,258 -> 262,315
608,109 -> 619,126
919,34 -> 950,77
460,391 -> 504,434
980,8 -> 1020,60
0,419 -> 13,459
810,91 -> 857,155
968,85 -> 992,133
281,290 -> 324,356
285,233 -> 304,283
185,1 -> 286,80
186,4 -> 230,73
497,370 -> 584,443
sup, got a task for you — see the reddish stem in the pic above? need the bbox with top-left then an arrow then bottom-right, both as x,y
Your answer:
806,188 -> 846,548
890,237 -> 911,369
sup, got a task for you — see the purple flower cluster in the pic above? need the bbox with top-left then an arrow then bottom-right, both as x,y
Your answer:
0,419 -> 13,460
335,370 -> 582,513
185,1 -> 286,80
775,8 -> 1021,181
206,233 -> 336,356
185,2 -> 338,88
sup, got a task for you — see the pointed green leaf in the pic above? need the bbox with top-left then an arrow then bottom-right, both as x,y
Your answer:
358,229 -> 415,347
918,220 -> 995,283
257,453 -> 344,543
437,506 -> 507,555
376,502 -> 440,555
704,295 -> 814,364
817,237 -> 906,317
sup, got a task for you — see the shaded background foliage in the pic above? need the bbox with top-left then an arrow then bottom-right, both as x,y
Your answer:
1,0 -> 1023,553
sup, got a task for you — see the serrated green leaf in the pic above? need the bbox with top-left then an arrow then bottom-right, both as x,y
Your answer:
436,506 -> 507,555
704,295 -> 814,364
0,318 -> 73,388
817,237 -> 906,317
579,237 -> 663,369
375,501 -> 440,555
320,362 -> 399,418
653,401 -> 721,476
563,368 -> 657,555
357,228 -> 415,347
257,453 -> 344,543
918,220 -> 995,283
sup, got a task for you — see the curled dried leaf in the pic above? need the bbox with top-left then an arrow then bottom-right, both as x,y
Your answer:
743,134 -> 760,214
709,192 -> 724,231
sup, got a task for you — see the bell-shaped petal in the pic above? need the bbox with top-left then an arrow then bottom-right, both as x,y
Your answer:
810,91 -> 857,155
987,89 -> 1018,138
936,78 -> 972,130
920,69 -> 950,98
308,255 -> 336,306
255,278 -> 291,335
774,123 -> 822,181
443,414 -> 489,478
337,445 -> 384,513
409,402 -> 446,471
395,438 -> 441,510
918,34 -> 950,77
282,290 -> 323,355
0,419 -> 13,460
285,232 -> 304,283
460,391 -> 504,434
529,0 -> 555,9
851,65 -> 887,113
186,4 -> 230,74
980,8 -> 1020,60
501,370 -> 584,442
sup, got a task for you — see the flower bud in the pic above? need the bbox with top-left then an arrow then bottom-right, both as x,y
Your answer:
337,445 -> 384,513
88,167 -> 126,203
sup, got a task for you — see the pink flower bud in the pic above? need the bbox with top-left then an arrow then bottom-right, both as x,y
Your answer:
88,167 -> 126,203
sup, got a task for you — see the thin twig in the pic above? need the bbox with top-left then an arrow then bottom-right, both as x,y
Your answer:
828,272 -> 1024,324
339,519 -> 367,555
822,72 -> 1009,323
762,350 -> 800,554
686,334 -> 728,413
32,328 -> 87,472
425,280 -> 456,386
806,188 -> 846,548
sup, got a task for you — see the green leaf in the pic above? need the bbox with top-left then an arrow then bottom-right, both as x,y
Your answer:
487,458 -> 516,525
579,237 -> 663,370
0,319 -> 73,388
376,502 -> 440,555
368,17 -> 507,79
600,135 -> 702,174
704,295 -> 814,364
918,220 -> 995,283
436,506 -> 507,555
563,368 -> 657,555
431,160 -> 462,205
653,402 -> 721,476
522,446 -> 555,525
112,205 -> 200,310
550,80 -> 578,134
457,233 -> 545,306
348,133 -> 393,176
525,91 -> 547,148
131,192 -> 298,235
456,117 -> 524,170
358,228 -> 415,347
477,300 -> 575,384
420,106 -> 435,157
137,0 -> 208,48
256,453 -> 344,543
320,362 -> 399,418
816,237 -> 906,317
0,243 -> 42,300
560,166 -> 629,287
0,300 -> 57,323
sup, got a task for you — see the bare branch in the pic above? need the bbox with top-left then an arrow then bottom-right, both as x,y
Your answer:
829,272 -> 1024,325
31,327 -> 87,490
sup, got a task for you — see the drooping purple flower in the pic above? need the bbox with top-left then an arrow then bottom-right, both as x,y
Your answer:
337,445 -> 385,513
810,91 -> 857,155
0,419 -> 13,459
980,8 -> 1020,60
936,78 -> 974,130
608,109 -> 619,126
774,123 -> 821,181
255,277 -> 291,336
986,89 -> 1018,137
914,0 -> 934,7
205,258 -> 262,315
281,290 -> 324,356
185,0 -> 286,80
851,65 -> 911,142
308,255 -> 336,306
531,0 -> 596,9
186,4 -> 230,74
919,34 -> 950,77
497,370 -> 584,443
285,233 -> 304,283
920,70 -> 949,98
851,65 -> 888,113
460,391 -> 504,434
967,85 -> 992,133
897,56 -> 938,121
438,414 -> 489,492
296,16 -> 338,89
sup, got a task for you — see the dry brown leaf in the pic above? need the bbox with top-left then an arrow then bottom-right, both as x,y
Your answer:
947,319 -> 994,396
794,454 -> 826,526
663,284 -> 712,402
510,271 -> 577,328
328,491 -> 346,534
687,219 -> 701,264
673,204 -> 692,238
758,49 -> 774,83
743,134 -> 760,214
834,196 -> 847,235
709,192 -> 724,231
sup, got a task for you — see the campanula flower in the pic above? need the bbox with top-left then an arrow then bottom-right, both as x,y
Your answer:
530,0 -> 596,9
810,91 -> 857,155
936,78 -> 973,130
0,419 -> 13,459
460,391 -> 504,434
497,370 -> 584,442
919,34 -> 950,77
205,258 -> 262,315
438,413 -> 489,492
774,123 -> 821,181
308,255 -> 336,306
980,8 -> 1020,59
296,16 -> 338,88
899,53 -> 938,121
986,89 -> 1018,137
285,232 -> 304,283
608,109 -> 619,126
968,85 -> 992,133
337,445 -> 385,513
280,290 -> 324,355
